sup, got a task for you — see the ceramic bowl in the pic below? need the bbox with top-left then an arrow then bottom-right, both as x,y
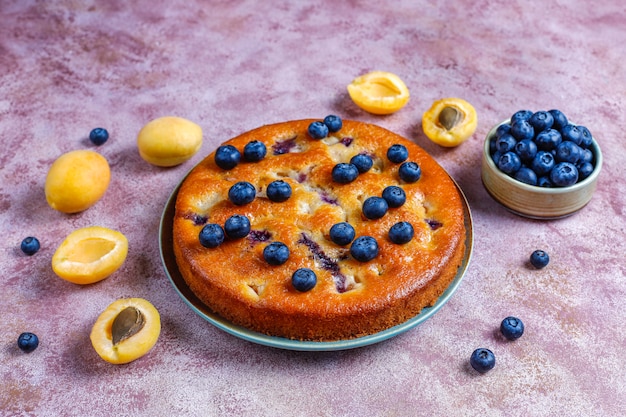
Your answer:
481,120 -> 603,219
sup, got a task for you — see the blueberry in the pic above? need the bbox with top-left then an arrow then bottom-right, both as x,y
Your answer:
89,127 -> 109,146
555,141 -> 582,164
362,196 -> 388,220
20,237 -> 40,256
263,241 -> 290,265
215,145 -> 241,170
266,180 -> 292,202
17,332 -> 39,353
528,111 -> 554,132
308,121 -> 329,139
489,136 -> 498,154
500,316 -> 525,340
530,249 -> 550,269
382,185 -> 406,208
199,223 -> 225,248
291,268 -> 317,292
243,140 -> 267,162
510,110 -> 533,124
534,129 -> 562,151
561,124 -> 582,145
577,162 -> 594,180
537,176 -> 553,187
495,123 -> 511,138
514,139 -> 537,163
470,348 -> 495,374
332,163 -> 359,184
548,109 -> 568,131
497,151 -> 522,175
350,154 -> 373,173
323,115 -> 343,133
350,236 -> 379,262
490,151 -> 502,165
550,162 -> 579,187
387,144 -> 409,163
579,148 -> 594,164
510,120 -> 534,141
398,161 -> 422,183
495,133 -> 517,153
578,125 -> 593,148
224,214 -> 251,239
329,222 -> 356,246
514,167 -> 538,186
228,181 -> 256,205
388,221 -> 414,244
530,151 -> 555,176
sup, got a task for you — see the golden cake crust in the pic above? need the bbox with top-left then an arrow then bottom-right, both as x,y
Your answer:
173,119 -> 466,341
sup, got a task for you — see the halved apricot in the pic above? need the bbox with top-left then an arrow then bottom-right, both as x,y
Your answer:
347,71 -> 410,115
90,298 -> 161,364
51,226 -> 128,284
422,98 -> 478,147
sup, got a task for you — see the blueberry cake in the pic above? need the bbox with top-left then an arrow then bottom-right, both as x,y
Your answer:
173,117 -> 466,341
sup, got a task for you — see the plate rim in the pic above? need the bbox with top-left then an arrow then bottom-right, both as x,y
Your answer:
158,174 -> 474,352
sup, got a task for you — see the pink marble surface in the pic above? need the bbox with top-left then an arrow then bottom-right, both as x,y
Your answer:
2,1 -> 626,416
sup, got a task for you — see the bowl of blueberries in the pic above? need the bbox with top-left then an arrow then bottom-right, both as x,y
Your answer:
482,109 -> 603,219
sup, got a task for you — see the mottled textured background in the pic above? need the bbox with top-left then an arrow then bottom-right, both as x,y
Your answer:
1,1 -> 625,416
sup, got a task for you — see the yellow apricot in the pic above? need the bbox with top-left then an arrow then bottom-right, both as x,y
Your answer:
45,150 -> 110,213
422,98 -> 478,147
347,71 -> 410,115
52,226 -> 128,284
137,116 -> 203,167
90,298 -> 161,364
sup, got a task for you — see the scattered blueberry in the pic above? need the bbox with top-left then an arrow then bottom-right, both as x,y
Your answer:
215,145 -> 241,170
350,236 -> 379,262
500,316 -> 525,340
89,127 -> 109,146
550,162 -> 578,186
323,115 -> 343,133
528,111 -> 554,132
497,152 -> 522,175
224,214 -> 251,239
560,124 -> 582,145
362,196 -> 388,220
20,237 -> 40,256
548,109 -> 568,131
266,180 -> 292,202
329,222 -> 356,246
555,141 -> 582,164
530,151 -> 555,176
510,120 -> 534,141
350,154 -> 373,173
398,161 -> 422,183
308,121 -> 329,139
263,241 -> 290,265
388,221 -> 414,244
530,249 -> 550,269
382,185 -> 406,208
387,144 -> 409,163
199,223 -> 225,248
17,332 -> 39,353
470,348 -> 496,374
332,163 -> 359,184
514,167 -> 538,186
228,181 -> 256,206
243,140 -> 267,162
291,268 -> 317,292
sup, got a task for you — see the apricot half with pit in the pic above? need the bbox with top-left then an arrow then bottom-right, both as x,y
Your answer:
137,116 -> 203,167
90,298 -> 161,364
422,98 -> 478,147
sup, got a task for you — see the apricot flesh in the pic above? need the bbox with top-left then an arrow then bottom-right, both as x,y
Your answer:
90,298 -> 161,364
45,150 -> 110,213
137,116 -> 203,167
422,97 -> 478,147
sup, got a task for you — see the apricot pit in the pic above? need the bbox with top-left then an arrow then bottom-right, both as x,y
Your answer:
90,298 -> 161,364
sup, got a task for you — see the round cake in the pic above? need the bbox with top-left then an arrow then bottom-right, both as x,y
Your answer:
172,118 -> 467,341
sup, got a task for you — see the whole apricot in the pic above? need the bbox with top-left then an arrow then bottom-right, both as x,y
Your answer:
90,298 -> 161,364
45,150 -> 110,213
137,116 -> 203,167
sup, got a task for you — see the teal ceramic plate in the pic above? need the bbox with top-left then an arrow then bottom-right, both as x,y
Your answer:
159,177 -> 473,351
